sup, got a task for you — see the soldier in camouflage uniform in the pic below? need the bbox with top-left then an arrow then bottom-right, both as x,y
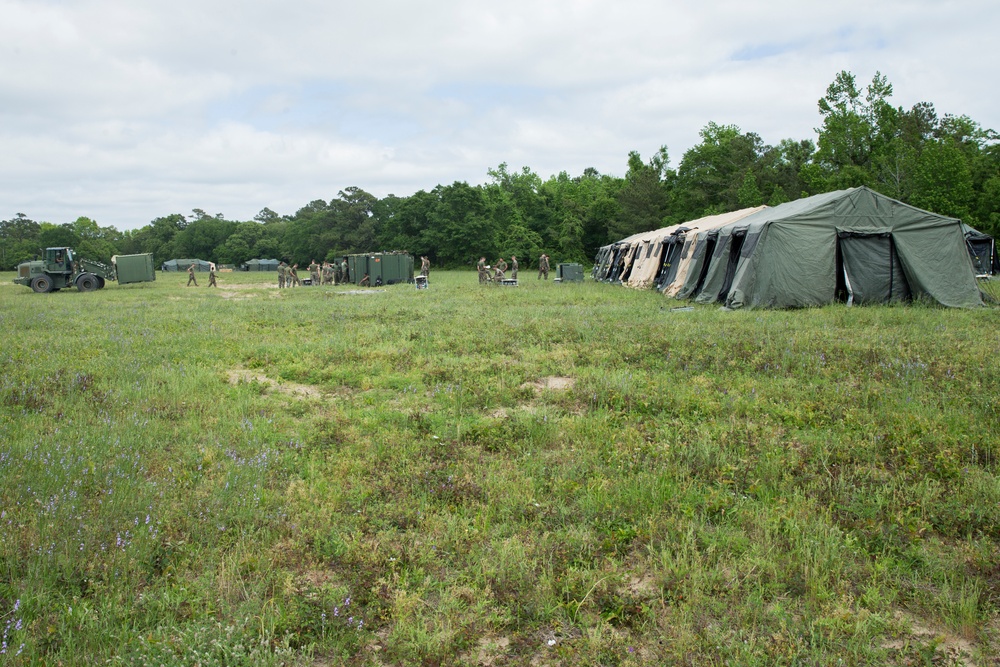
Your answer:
510,255 -> 518,280
309,260 -> 320,286
538,253 -> 549,280
187,264 -> 198,286
278,262 -> 286,288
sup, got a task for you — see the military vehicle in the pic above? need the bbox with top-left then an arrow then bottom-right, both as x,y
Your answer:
13,247 -> 155,293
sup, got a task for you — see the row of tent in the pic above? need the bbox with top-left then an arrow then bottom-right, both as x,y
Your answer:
593,187 -> 999,309
242,259 -> 280,271
162,258 -> 280,271
161,259 -> 213,272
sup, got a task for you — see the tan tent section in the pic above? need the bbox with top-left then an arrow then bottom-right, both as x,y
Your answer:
601,228 -> 651,283
624,224 -> 687,288
662,207 -> 766,297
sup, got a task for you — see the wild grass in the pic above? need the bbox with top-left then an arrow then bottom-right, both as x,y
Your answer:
0,270 -> 998,665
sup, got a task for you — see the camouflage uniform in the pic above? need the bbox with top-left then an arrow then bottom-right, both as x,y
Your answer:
477,257 -> 487,284
511,256 -> 519,280
208,268 -> 217,287
538,254 -> 549,280
278,262 -> 286,288
309,261 -> 320,286
340,259 -> 349,284
187,265 -> 198,286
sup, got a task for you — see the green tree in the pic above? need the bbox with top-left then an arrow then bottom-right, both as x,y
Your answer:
673,125 -> 770,218
814,70 -> 897,188
0,213 -> 41,269
38,222 -> 80,249
612,147 -> 672,239
736,170 -> 763,208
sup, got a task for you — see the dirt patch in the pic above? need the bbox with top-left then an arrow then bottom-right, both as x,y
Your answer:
227,369 -> 324,399
883,611 -> 979,666
218,290 -> 257,300
521,376 -> 575,393
471,635 -> 511,666
330,289 -> 387,296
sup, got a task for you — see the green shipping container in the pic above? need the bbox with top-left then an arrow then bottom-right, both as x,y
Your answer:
556,263 -> 584,282
114,254 -> 157,284
347,253 -> 414,285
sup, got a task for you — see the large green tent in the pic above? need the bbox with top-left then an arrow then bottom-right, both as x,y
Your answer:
161,259 -> 212,272
242,258 -> 279,271
688,187 -> 983,309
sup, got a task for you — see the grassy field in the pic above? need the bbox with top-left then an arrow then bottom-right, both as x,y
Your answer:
1,269 -> 998,666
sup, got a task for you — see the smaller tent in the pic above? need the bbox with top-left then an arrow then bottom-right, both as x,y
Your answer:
242,258 -> 280,271
161,259 -> 212,272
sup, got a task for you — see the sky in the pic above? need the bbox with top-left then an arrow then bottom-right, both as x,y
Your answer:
2,0 -> 997,231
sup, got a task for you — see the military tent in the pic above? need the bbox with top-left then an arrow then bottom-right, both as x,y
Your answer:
686,187 -> 982,309
593,232 -> 646,283
242,258 -> 280,271
624,224 -> 687,289
656,207 -> 768,298
161,259 -> 212,272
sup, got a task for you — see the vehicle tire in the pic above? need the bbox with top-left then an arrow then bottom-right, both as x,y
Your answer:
31,275 -> 53,293
96,276 -> 106,289
76,274 -> 98,292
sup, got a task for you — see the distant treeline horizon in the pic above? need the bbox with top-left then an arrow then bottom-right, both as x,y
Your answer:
2,71 -> 998,271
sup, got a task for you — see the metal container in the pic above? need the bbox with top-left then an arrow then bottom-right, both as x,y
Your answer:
556,263 -> 584,282
114,254 -> 157,284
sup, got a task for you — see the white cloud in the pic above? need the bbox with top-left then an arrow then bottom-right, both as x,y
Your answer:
0,0 -> 997,228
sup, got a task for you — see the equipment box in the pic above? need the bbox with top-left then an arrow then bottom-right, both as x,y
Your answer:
114,254 -> 156,284
556,263 -> 584,282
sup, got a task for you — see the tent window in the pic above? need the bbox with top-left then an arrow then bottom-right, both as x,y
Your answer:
837,231 -> 911,305
656,241 -> 683,291
718,230 -> 747,301
691,237 -> 717,295
740,232 -> 761,258
966,237 -> 996,276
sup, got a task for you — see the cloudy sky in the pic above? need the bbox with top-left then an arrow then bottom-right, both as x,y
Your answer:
2,0 -> 997,231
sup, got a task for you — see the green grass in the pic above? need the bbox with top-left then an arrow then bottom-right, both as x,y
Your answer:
1,270 -> 998,665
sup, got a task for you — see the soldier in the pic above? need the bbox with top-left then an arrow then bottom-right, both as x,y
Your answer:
186,264 -> 198,287
308,259 -> 320,286
497,257 -> 508,275
511,255 -> 519,280
278,261 -> 286,288
538,253 -> 549,280
359,273 -> 370,287
288,263 -> 300,287
341,258 -> 349,284
208,266 -> 218,287
477,257 -> 487,284
420,255 -> 430,277
322,262 -> 333,285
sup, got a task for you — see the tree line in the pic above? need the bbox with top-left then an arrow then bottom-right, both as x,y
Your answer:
2,71 -> 998,271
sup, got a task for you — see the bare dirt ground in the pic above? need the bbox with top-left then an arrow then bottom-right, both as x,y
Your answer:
226,369 -> 325,399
